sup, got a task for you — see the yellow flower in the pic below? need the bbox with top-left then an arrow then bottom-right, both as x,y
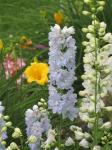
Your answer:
20,36 -> 27,41
0,39 -> 3,50
54,11 -> 63,25
24,61 -> 49,85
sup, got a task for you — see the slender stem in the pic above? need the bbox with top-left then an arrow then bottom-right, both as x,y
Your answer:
20,136 -> 24,150
93,12 -> 99,146
58,115 -> 62,149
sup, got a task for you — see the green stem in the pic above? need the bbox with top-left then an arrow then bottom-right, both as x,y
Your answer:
93,13 -> 99,146
20,136 -> 24,150
58,115 -> 62,150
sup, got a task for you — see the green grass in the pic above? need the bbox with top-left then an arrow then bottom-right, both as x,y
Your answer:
0,0 -> 61,42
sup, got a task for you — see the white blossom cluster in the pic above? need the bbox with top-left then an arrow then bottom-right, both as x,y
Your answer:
0,102 -> 7,150
77,19 -> 112,149
25,104 -> 51,150
79,21 -> 112,126
48,24 -> 78,120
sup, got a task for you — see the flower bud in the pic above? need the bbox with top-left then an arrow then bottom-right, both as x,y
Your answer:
99,31 -> 105,36
38,102 -> 42,106
84,0 -> 91,4
82,41 -> 88,46
40,98 -> 45,102
97,1 -> 105,6
6,122 -> 12,127
91,7 -> 96,13
82,28 -> 88,33
14,128 -> 22,135
4,116 -> 10,120
10,142 -> 19,149
92,20 -> 99,27
12,132 -> 20,139
92,14 -> 97,20
1,126 -> 7,132
33,105 -> 38,111
100,22 -> 106,29
88,25 -> 94,32
86,33 -> 93,39
39,107 -> 44,111
79,91 -> 87,96
41,109 -> 47,113
97,6 -> 104,12
1,141 -> 6,145
82,11 -> 91,16
99,28 -> 105,33
12,128 -> 22,139
28,135 -> 37,143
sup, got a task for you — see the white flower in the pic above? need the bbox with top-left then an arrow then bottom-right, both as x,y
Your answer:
44,129 -> 56,148
79,112 -> 89,122
84,132 -> 91,139
6,147 -> 12,150
54,147 -> 59,150
100,22 -> 106,29
65,137 -> 74,146
62,26 -> 75,36
101,122 -> 111,129
103,33 -> 112,43
75,131 -> 84,140
79,138 -> 89,148
102,106 -> 112,112
70,125 -> 82,132
93,145 -> 101,150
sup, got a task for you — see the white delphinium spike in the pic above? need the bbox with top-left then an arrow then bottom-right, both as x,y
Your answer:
48,24 -> 78,120
79,21 -> 112,125
0,102 -> 7,150
44,129 -> 56,149
79,7 -> 112,148
25,103 -> 51,150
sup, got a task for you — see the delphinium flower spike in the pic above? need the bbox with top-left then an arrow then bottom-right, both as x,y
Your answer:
25,99 -> 51,150
48,24 -> 78,120
76,0 -> 112,149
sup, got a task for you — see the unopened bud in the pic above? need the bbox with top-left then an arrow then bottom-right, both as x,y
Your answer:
28,135 -> 37,143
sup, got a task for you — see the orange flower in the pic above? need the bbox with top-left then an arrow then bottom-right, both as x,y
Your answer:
54,11 -> 63,25
24,61 -> 49,85
20,36 -> 32,49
